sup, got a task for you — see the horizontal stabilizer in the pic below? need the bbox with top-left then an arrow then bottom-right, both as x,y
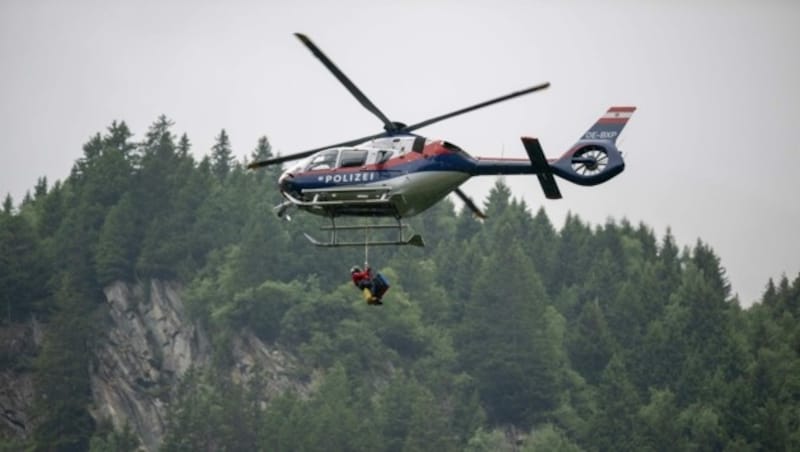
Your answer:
521,137 -> 562,199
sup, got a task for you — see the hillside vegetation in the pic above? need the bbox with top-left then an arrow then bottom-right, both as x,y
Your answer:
1,117 -> 799,451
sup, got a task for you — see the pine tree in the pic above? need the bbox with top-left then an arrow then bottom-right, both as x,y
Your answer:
34,176 -> 48,200
211,129 -> 234,180
95,194 -> 137,285
588,354 -> 641,451
403,384 -> 456,452
2,194 -> 12,214
37,180 -> 65,238
0,212 -> 49,322
568,300 -> 616,384
457,218 -> 558,426
32,273 -> 96,451
104,121 -> 135,158
177,133 -> 191,159
251,135 -> 270,160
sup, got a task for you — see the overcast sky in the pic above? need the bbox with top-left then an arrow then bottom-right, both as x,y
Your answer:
2,0 -> 798,306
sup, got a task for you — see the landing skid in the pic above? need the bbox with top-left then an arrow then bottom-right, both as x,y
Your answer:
303,218 -> 425,248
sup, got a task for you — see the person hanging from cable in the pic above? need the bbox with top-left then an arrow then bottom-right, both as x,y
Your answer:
350,227 -> 390,305
350,265 -> 390,305
351,265 -> 379,305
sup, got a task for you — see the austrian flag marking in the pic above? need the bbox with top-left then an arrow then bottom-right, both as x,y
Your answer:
598,106 -> 636,124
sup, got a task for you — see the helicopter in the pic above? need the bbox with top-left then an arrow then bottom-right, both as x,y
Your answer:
248,34 -> 636,247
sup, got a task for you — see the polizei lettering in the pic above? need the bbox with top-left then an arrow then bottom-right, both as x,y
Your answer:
322,172 -> 377,184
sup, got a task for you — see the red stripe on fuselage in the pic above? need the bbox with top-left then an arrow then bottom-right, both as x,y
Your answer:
422,142 -> 454,157
597,118 -> 630,124
292,141 -> 463,178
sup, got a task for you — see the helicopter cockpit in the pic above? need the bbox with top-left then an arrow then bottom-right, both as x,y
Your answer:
305,149 -> 339,171
301,147 -> 395,172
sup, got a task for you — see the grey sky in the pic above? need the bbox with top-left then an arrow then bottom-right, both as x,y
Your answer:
2,0 -> 798,306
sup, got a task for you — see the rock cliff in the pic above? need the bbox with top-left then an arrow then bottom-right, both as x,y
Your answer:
0,320 -> 39,439
1,279 -> 302,451
90,280 -> 210,450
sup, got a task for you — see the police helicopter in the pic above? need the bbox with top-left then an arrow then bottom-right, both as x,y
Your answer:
248,34 -> 636,247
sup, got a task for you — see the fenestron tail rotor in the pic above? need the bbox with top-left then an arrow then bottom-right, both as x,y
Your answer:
571,146 -> 609,177
247,34 -> 550,170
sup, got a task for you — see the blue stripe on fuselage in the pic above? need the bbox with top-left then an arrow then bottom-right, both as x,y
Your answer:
290,153 -> 475,190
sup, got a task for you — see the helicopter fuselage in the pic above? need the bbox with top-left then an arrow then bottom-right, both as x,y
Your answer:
276,125 -> 628,220
278,136 -> 475,218
248,34 -> 635,246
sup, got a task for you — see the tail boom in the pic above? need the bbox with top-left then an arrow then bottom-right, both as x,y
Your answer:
468,106 -> 635,197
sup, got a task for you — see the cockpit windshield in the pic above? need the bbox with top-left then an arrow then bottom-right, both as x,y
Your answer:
305,149 -> 339,171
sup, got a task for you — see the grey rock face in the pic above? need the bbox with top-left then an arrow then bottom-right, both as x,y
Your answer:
89,280 -> 302,451
90,280 -> 210,451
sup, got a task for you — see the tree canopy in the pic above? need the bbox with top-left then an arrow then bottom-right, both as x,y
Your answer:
2,117 -> 798,451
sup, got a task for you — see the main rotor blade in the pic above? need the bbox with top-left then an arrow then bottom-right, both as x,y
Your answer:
247,131 -> 387,169
453,188 -> 487,219
404,82 -> 550,133
295,33 -> 398,132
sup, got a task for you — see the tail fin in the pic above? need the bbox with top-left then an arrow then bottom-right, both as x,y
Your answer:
581,106 -> 636,143
548,106 -> 636,187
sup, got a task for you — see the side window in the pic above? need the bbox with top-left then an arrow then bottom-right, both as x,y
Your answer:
339,149 -> 368,168
306,150 -> 339,171
376,150 -> 393,164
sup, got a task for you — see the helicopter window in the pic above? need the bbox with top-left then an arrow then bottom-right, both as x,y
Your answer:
306,149 -> 339,171
376,150 -> 393,164
339,149 -> 368,168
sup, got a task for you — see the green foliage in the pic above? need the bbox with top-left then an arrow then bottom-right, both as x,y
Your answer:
456,224 -> 559,426
587,354 -> 640,451
522,424 -> 584,452
89,423 -> 140,452
95,194 -> 137,285
31,274 -> 97,451
0,212 -> 49,321
464,427 -> 513,452
161,369 -> 260,451
7,118 -> 800,451
210,129 -> 234,180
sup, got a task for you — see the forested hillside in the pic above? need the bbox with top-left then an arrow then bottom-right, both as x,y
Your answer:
1,117 -> 799,451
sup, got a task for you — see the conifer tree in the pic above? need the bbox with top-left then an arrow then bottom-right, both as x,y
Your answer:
177,133 -> 191,159
32,273 -> 95,451
34,176 -> 48,200
2,194 -> 12,214
95,194 -> 137,285
0,212 -> 48,321
211,129 -> 234,180
568,300 -> 616,384
588,353 -> 641,451
457,222 -> 557,426
250,135 -> 273,167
